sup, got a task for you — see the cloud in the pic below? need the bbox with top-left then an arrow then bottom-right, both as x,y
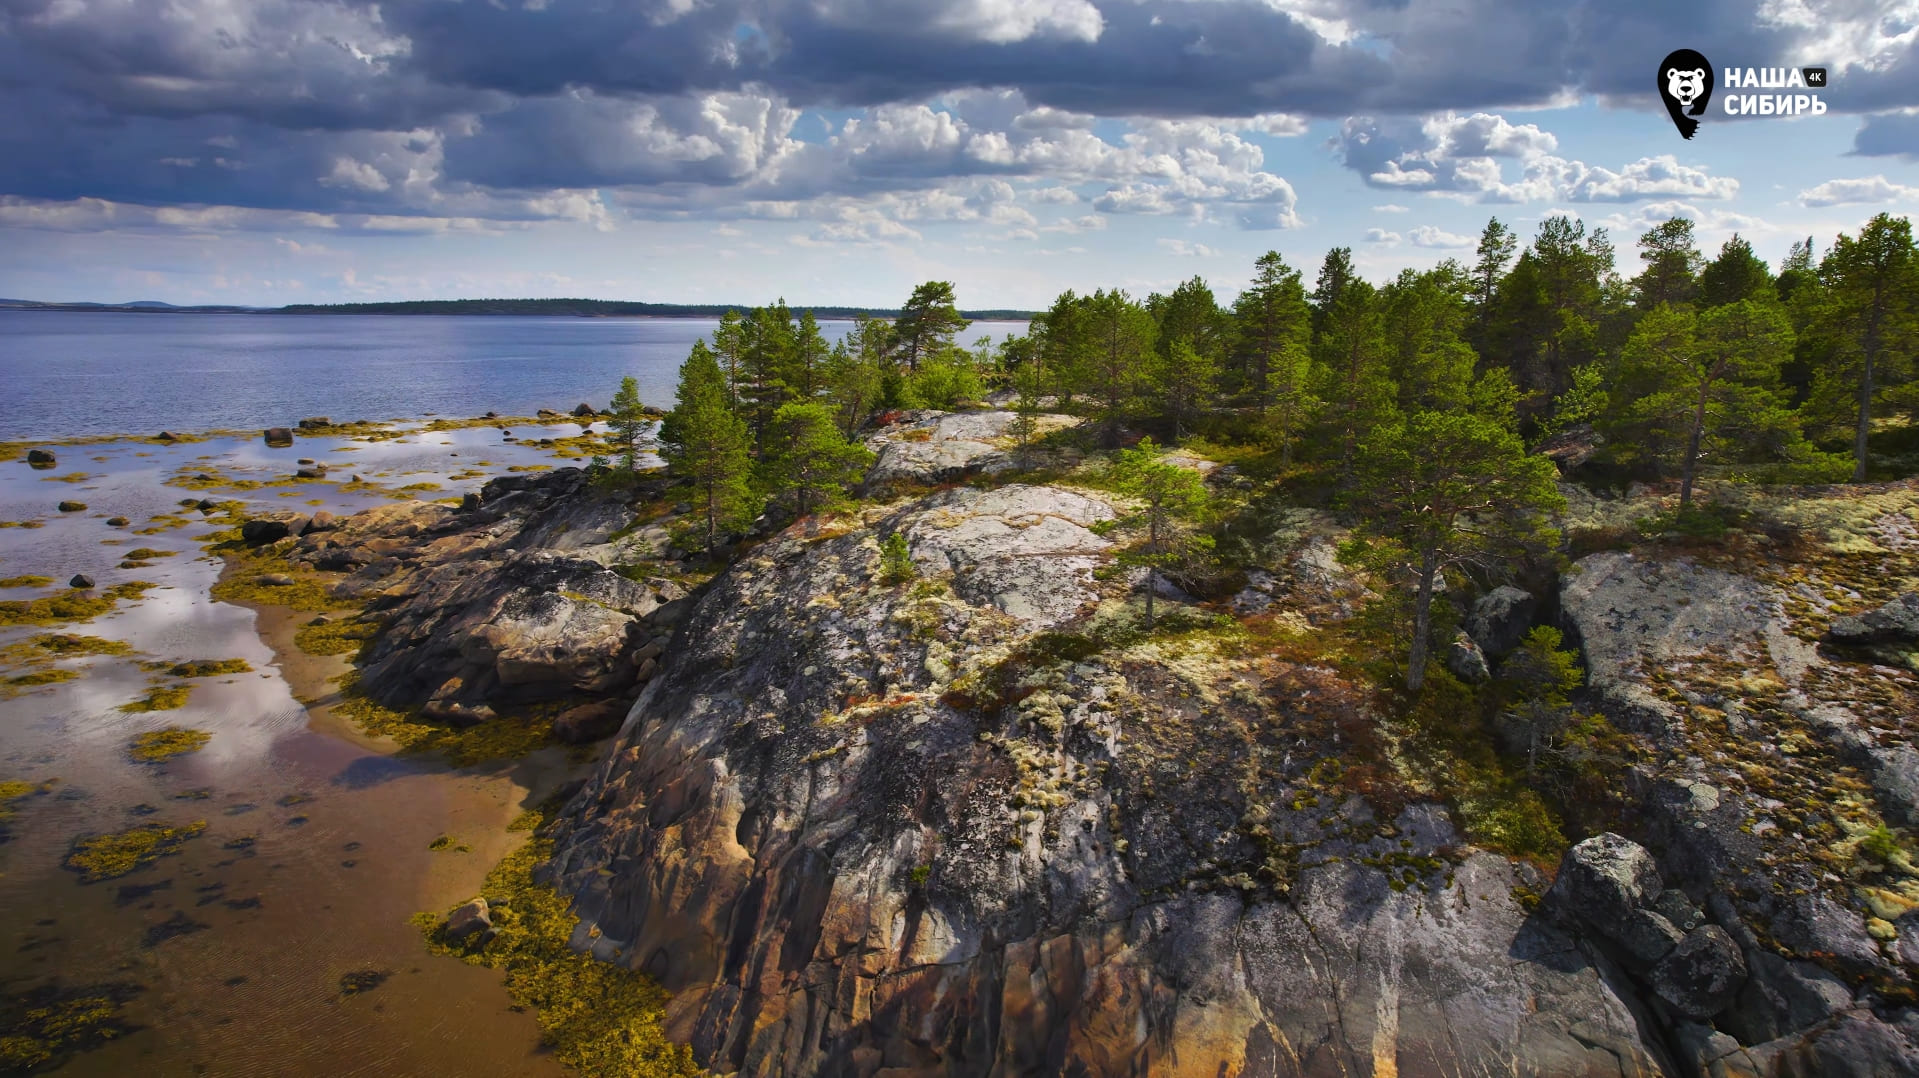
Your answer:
1852,110 -> 1919,159
1335,113 -> 1738,204
0,195 -> 516,235
1798,175 -> 1919,207
1373,203 -> 1410,213
1364,228 -> 1402,245
1407,225 -> 1472,248
1157,238 -> 1219,257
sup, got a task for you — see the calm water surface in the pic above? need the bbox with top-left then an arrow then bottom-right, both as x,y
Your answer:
0,312 -> 1028,441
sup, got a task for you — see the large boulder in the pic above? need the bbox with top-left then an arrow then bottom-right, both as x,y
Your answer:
1650,925 -> 1747,1018
1824,592 -> 1919,667
1468,585 -> 1537,658
263,427 -> 294,446
25,448 -> 55,465
1549,832 -> 1665,936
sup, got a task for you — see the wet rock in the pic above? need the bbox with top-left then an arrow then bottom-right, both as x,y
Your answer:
553,700 -> 628,744
57,500 -> 87,512
1649,925 -> 1746,1018
1446,630 -> 1491,682
69,574 -> 95,589
156,431 -> 178,441
194,498 -> 218,512
26,448 -> 55,465
297,458 -> 316,466
572,402 -> 598,417
295,465 -> 327,479
444,898 -> 491,941
256,573 -> 296,587
240,519 -> 291,544
263,427 -> 294,446
296,416 -> 331,430
106,516 -> 129,527
1469,585 -> 1538,658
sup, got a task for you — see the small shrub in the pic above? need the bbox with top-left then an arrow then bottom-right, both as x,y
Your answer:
878,533 -> 916,585
1860,824 -> 1901,864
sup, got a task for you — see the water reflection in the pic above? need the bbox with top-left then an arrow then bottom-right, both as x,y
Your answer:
0,425 -> 586,1075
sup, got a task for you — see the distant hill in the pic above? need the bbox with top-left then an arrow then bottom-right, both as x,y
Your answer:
278,298 -> 1037,319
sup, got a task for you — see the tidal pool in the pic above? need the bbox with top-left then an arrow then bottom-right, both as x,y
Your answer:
0,421 -> 645,1075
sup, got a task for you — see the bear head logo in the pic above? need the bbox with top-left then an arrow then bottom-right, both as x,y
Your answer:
1657,49 -> 1714,140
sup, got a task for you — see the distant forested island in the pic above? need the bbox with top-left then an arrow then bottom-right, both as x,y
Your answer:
0,297 -> 1037,318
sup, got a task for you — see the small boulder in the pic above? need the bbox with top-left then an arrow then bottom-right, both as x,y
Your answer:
572,402 -> 598,418
263,427 -> 294,446
461,492 -> 482,512
537,409 -> 562,419
483,411 -> 499,420
295,465 -> 327,479
1650,925 -> 1748,1018
553,700 -> 628,744
156,431 -> 178,441
306,511 -> 337,532
25,448 -> 55,465
1468,586 -> 1537,658
296,417 -> 332,430
256,573 -> 296,587
1446,631 -> 1490,683
241,519 -> 291,544
194,499 -> 218,511
296,458 -> 316,466
69,574 -> 95,589
443,898 -> 491,942
106,516 -> 129,527
57,500 -> 87,512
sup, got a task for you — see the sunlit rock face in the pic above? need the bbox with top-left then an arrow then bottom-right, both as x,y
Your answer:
544,482 -> 1661,1078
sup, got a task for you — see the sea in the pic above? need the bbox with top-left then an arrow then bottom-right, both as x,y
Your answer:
0,312 -> 1030,442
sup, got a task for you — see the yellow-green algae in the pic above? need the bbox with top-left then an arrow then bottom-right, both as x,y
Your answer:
0,583 -> 158,628
331,672 -> 553,767
0,982 -> 141,1074
1,669 -> 80,697
128,726 -> 210,761
64,820 -> 207,881
294,614 -> 381,658
413,811 -> 702,1078
117,685 -> 192,714
0,575 -> 53,589
140,658 -> 252,678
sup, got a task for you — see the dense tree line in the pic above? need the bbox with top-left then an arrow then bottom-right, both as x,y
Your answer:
626,212 -> 1916,683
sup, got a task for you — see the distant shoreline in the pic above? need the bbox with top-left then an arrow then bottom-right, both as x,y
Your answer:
0,299 -> 1038,320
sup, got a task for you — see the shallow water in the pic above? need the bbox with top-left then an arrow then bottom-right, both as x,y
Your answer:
0,424 -> 621,1075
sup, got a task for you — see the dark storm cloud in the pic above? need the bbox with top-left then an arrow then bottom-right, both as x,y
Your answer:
1854,111 -> 1919,160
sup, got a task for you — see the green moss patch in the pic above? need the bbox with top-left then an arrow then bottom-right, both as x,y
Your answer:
427,834 -> 472,853
412,812 -> 700,1077
128,726 -> 210,761
0,575 -> 53,589
122,548 -> 177,561
2,669 -> 80,697
0,583 -> 158,629
1,634 -> 134,663
209,551 -> 344,612
64,820 -> 207,881
118,686 -> 192,714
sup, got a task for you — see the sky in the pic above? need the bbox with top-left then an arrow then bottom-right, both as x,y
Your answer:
2,0 -> 1917,310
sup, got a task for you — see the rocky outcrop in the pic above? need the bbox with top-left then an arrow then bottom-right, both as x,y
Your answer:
1468,585 -> 1538,659
1559,545 -> 1919,1071
861,409 -> 1081,491
278,468 -> 681,718
544,482 -> 1664,1077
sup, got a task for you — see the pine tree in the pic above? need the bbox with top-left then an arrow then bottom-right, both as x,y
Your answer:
1381,267 -> 1477,415
1083,289 -> 1157,445
758,402 -> 874,519
1345,410 -> 1562,693
1147,277 -> 1228,369
659,341 -> 758,558
1156,337 -> 1218,441
1633,216 -> 1702,310
1312,273 -> 1396,480
1109,438 -> 1212,630
1605,299 -> 1806,511
1697,234 -> 1772,308
790,310 -> 831,402
740,301 -> 798,447
1471,218 -> 1518,346
823,336 -> 885,439
711,309 -> 748,409
1231,251 -> 1313,408
608,375 -> 648,472
1812,214 -> 1918,481
894,281 -> 969,371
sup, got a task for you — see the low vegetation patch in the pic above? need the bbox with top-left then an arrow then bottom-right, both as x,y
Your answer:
0,575 -> 53,589
0,583 -> 158,628
118,686 -> 192,714
412,810 -> 700,1077
64,820 -> 208,881
128,726 -> 211,762
1,668 -> 80,697
144,658 -> 252,678
294,614 -> 381,658
332,672 -> 553,767
0,981 -> 143,1074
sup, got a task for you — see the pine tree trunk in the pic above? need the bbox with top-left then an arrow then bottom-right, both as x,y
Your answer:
1681,381 -> 1708,513
1406,549 -> 1439,693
